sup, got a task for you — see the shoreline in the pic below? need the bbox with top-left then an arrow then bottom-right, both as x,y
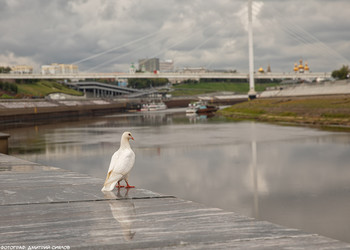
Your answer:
0,96 -> 245,129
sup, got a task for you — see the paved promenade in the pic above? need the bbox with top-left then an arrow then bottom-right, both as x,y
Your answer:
1,154 -> 350,249
260,80 -> 350,98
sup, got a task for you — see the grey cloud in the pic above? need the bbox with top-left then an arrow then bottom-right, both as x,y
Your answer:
0,0 -> 349,73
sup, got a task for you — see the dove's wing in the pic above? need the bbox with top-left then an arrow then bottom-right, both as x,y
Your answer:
102,149 -> 135,191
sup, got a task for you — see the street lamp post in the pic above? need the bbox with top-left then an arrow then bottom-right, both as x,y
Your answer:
248,0 -> 257,99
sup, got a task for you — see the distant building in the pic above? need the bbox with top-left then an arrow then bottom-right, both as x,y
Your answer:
304,62 -> 310,72
182,67 -> 207,74
293,59 -> 309,73
41,63 -> 78,75
11,65 -> 33,74
207,69 -> 237,73
267,64 -> 271,73
117,78 -> 128,87
159,59 -> 174,72
129,63 -> 136,74
41,64 -> 59,75
138,58 -> 159,72
258,64 -> 271,74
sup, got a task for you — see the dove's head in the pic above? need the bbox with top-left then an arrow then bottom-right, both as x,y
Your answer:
122,131 -> 134,141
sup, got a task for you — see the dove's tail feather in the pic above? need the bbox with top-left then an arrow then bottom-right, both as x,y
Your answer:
101,181 -> 118,192
101,172 -> 123,192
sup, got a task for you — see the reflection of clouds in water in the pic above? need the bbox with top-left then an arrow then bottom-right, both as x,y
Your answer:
133,143 -> 257,212
258,141 -> 350,194
132,130 -> 350,217
103,189 -> 136,241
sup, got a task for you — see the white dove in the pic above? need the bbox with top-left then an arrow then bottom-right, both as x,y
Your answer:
102,132 -> 136,192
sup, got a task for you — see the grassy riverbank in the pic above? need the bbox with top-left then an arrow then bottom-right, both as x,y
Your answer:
0,80 -> 82,98
218,96 -> 350,127
18,80 -> 82,97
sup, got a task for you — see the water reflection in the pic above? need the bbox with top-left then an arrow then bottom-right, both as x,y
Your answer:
103,189 -> 136,241
5,112 -> 350,243
251,140 -> 259,219
186,113 -> 215,123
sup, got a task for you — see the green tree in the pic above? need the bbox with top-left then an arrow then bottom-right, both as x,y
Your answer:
10,83 -> 18,93
0,66 -> 11,73
0,81 -> 18,94
332,65 -> 350,79
128,78 -> 168,89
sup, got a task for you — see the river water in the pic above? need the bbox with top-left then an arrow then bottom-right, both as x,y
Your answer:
6,110 -> 350,243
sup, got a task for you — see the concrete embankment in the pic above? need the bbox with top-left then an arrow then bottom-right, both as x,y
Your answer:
260,80 -> 350,98
1,154 -> 350,249
0,99 -> 127,128
0,98 -> 194,128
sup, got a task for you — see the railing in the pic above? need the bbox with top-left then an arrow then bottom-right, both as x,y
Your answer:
0,72 -> 331,80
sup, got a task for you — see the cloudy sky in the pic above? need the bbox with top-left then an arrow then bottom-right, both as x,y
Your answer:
0,0 -> 349,73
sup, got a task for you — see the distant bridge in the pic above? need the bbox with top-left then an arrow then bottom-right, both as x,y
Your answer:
0,72 -> 332,81
65,81 -> 153,98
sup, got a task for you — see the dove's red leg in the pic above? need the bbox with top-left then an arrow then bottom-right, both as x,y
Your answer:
116,181 -> 125,188
125,180 -> 135,188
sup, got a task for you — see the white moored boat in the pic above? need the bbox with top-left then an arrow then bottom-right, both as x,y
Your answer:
141,102 -> 167,111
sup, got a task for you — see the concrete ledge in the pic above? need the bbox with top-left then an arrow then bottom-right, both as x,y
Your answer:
0,100 -> 126,129
0,133 -> 10,154
260,80 -> 350,98
1,154 -> 350,249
